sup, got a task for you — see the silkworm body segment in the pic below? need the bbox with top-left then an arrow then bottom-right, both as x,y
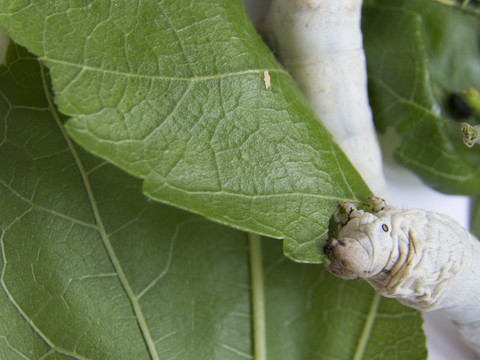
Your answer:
325,197 -> 480,354
267,0 -> 389,198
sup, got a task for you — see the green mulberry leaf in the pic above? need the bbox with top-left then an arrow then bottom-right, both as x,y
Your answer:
363,0 -> 480,194
0,0 -> 373,263
0,42 -> 426,360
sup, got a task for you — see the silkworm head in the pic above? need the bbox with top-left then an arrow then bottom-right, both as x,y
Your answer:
325,211 -> 394,280
326,236 -> 370,279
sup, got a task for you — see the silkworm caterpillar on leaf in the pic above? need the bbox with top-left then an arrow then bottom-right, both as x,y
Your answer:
267,0 -> 480,354
267,0 -> 389,199
325,196 -> 480,355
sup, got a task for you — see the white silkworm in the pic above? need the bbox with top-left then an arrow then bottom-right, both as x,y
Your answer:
325,196 -> 480,355
266,0 -> 480,354
267,0 -> 389,199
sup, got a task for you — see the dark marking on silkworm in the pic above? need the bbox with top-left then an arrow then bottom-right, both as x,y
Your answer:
408,230 -> 417,255
338,204 -> 355,226
323,244 -> 334,256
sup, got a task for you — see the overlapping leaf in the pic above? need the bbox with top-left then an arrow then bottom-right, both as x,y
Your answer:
363,0 -> 480,195
0,43 -> 252,359
0,0 -> 372,263
0,43 -> 426,359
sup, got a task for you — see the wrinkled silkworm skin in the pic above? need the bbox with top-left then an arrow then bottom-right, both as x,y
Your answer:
325,197 -> 480,355
267,0 -> 389,198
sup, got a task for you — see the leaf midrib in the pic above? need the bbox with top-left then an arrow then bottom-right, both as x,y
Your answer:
40,63 -> 160,360
40,56 -> 288,82
353,292 -> 381,360
249,232 -> 266,360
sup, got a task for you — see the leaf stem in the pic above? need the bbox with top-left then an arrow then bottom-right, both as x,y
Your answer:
39,64 -> 160,360
353,292 -> 380,360
249,233 -> 266,360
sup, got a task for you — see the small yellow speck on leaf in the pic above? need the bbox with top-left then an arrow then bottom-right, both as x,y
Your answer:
263,70 -> 271,89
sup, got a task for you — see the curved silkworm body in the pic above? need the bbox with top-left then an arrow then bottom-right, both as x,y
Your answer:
267,0 -> 389,198
325,197 -> 480,355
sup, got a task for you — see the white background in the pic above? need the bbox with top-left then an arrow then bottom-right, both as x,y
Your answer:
243,0 -> 478,359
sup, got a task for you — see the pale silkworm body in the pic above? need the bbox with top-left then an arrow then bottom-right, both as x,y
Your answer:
325,198 -> 480,355
267,0 -> 389,198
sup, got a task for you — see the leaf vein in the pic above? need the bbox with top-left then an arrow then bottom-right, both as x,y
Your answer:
1,233 -> 92,360
39,56 -> 288,82
39,64 -> 160,359
352,292 -> 381,360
